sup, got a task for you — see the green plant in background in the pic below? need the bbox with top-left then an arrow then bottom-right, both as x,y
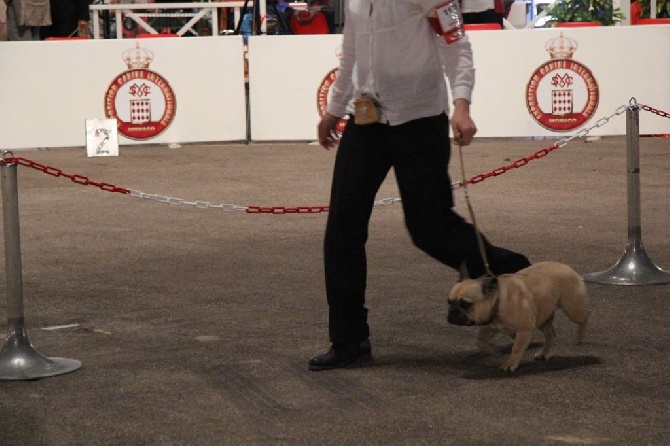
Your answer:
638,0 -> 670,17
544,0 -> 625,25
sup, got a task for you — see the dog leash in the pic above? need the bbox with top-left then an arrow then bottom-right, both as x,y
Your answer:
456,138 -> 494,277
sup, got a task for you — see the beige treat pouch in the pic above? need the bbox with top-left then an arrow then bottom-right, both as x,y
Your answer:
354,94 -> 381,125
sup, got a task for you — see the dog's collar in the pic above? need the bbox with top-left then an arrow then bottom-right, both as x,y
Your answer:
476,297 -> 500,326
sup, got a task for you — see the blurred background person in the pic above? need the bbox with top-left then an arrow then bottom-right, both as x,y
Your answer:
461,0 -> 504,28
6,0 -> 51,40
1,0 -> 8,41
41,0 -> 92,39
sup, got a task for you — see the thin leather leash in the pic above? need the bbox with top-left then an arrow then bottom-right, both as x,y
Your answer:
456,138 -> 494,277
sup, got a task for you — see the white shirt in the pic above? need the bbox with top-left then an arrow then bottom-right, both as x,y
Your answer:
327,0 -> 475,126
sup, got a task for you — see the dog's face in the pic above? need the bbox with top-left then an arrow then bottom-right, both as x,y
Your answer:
447,276 -> 499,326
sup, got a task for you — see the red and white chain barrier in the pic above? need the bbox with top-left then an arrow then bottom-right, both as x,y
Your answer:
1,102 -> 668,215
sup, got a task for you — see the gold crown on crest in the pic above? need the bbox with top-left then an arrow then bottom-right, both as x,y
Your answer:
123,43 -> 154,69
545,32 -> 578,59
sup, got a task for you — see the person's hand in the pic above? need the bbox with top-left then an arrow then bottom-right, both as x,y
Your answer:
77,20 -> 90,37
451,98 -> 477,146
317,113 -> 341,150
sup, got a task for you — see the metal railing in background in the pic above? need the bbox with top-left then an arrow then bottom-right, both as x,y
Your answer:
89,1 -> 267,38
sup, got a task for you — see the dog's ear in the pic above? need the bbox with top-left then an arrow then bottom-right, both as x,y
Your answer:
481,276 -> 498,297
458,261 -> 471,282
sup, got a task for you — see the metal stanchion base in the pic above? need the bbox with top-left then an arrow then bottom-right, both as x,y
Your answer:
0,329 -> 81,381
583,238 -> 670,285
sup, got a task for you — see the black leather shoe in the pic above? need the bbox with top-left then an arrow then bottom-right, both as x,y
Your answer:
308,339 -> 372,371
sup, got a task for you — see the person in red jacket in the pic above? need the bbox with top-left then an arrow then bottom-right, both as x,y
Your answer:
630,1 -> 642,24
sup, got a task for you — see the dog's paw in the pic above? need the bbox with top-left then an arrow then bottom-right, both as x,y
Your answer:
534,351 -> 551,361
499,359 -> 520,372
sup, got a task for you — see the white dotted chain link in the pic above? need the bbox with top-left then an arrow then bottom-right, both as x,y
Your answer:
555,104 -> 631,148
127,102 -> 645,212
129,190 -> 400,211
129,190 -> 249,212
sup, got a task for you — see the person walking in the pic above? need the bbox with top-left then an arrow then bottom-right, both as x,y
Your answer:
310,0 -> 530,371
1,1 -> 8,41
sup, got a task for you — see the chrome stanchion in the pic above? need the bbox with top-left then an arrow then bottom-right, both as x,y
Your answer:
583,101 -> 670,285
0,154 -> 81,380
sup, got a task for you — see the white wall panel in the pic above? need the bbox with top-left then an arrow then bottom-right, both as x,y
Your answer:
0,36 -> 247,150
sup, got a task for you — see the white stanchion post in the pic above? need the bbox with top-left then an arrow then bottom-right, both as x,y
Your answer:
0,155 -> 82,381
616,0 -> 631,26
583,103 -> 670,285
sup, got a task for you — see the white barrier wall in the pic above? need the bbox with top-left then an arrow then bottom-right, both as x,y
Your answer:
248,26 -> 670,140
471,26 -> 670,137
0,26 -> 668,150
247,34 -> 343,141
0,37 -> 247,150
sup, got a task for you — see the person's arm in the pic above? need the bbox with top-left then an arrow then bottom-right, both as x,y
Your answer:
318,3 -> 355,150
429,1 -> 477,144
446,50 -> 477,146
451,98 -> 477,145
324,9 -> 354,120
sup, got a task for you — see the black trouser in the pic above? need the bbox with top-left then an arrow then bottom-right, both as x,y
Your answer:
324,114 -> 530,346
462,9 -> 504,28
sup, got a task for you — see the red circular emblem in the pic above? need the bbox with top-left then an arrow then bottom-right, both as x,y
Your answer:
526,59 -> 599,132
105,69 -> 176,140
